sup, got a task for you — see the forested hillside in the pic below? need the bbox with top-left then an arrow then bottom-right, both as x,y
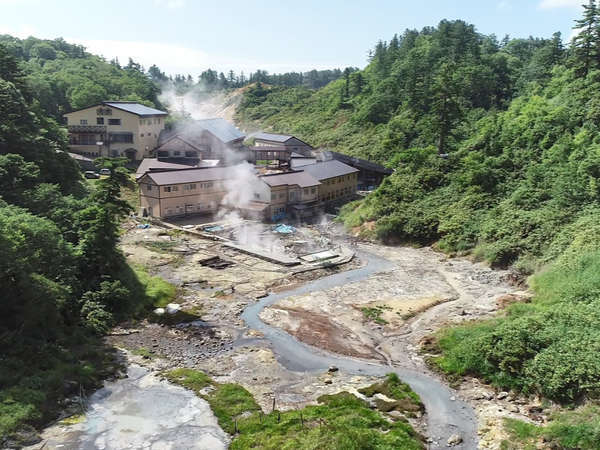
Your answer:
0,43 -> 166,445
236,8 -> 600,447
0,35 -> 161,121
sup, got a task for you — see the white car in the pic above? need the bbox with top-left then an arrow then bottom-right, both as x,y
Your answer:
99,168 -> 111,176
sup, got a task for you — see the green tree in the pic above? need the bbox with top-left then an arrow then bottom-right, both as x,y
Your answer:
571,0 -> 599,76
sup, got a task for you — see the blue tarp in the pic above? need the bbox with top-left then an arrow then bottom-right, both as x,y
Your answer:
136,224 -> 150,229
273,224 -> 296,234
204,225 -> 225,232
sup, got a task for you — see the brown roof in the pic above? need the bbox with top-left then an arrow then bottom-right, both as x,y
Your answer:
143,166 -> 242,185
261,171 -> 321,188
136,158 -> 199,176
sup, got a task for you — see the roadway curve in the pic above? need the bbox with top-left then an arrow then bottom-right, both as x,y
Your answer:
241,249 -> 478,449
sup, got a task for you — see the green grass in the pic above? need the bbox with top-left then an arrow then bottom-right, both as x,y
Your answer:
361,306 -> 388,325
501,406 -> 600,450
358,373 -> 424,416
430,248 -> 600,402
132,264 -> 176,308
165,369 -> 425,449
141,240 -> 178,254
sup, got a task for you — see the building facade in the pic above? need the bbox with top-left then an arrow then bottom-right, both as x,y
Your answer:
301,160 -> 359,204
156,119 -> 245,161
64,101 -> 167,161
253,133 -> 313,157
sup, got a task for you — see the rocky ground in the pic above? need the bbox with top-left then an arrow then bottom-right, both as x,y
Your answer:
31,221 -> 552,449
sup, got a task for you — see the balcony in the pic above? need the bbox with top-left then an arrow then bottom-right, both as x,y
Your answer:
68,125 -> 107,134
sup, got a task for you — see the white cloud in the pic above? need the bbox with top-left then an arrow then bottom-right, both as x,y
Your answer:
497,1 -> 512,11
539,0 -> 581,9
153,0 -> 185,8
69,37 -> 341,76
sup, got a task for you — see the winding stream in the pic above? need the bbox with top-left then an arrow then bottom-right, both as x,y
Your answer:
240,249 -> 478,449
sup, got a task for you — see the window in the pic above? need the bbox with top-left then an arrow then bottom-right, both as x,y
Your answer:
80,119 -> 88,125
254,193 -> 260,199
184,184 -> 196,191
311,187 -> 316,194
173,186 -> 178,191
158,118 -> 161,124
164,186 -> 171,192
279,193 -> 285,199
303,188 -> 309,195
109,133 -> 133,143
96,117 -> 104,125
146,184 -> 152,191
157,151 -> 169,158
173,151 -> 181,156
140,133 -> 144,137
271,193 -> 276,201
185,151 -> 198,158
108,118 -> 121,125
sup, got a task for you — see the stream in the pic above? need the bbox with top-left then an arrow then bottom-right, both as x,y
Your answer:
240,249 -> 478,449
32,248 -> 478,449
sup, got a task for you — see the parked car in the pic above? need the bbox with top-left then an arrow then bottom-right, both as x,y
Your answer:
99,168 -> 111,176
84,171 -> 100,179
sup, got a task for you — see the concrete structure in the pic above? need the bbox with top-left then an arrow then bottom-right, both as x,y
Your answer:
156,119 -> 245,161
253,133 -> 313,156
302,160 -> 359,204
64,102 -> 167,161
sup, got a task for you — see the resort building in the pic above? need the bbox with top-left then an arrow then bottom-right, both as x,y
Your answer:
253,133 -> 313,156
64,101 -> 167,161
301,160 -> 359,204
156,118 -> 245,161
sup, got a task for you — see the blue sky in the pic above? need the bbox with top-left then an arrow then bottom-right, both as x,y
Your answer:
0,0 -> 584,76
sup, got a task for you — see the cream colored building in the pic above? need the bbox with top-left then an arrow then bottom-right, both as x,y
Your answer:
64,101 -> 167,161
302,160 -> 359,203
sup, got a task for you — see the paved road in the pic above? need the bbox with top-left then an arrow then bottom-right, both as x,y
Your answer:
241,249 -> 478,449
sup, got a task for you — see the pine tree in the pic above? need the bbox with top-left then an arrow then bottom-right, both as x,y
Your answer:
572,0 -> 599,76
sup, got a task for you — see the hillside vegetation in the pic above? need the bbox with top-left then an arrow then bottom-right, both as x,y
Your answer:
0,43 -> 165,445
0,35 -> 162,120
236,7 -> 600,447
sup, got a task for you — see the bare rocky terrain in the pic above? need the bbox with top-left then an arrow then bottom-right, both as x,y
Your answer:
30,220 -> 548,449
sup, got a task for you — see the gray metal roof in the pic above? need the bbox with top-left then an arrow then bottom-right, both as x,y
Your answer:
103,102 -> 168,116
261,171 -> 321,188
195,118 -> 245,143
301,160 -> 358,181
321,150 -> 394,175
143,166 -> 240,185
253,132 -> 293,143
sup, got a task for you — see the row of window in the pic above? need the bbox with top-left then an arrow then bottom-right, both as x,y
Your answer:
140,133 -> 158,138
164,202 -> 216,216
79,118 -> 122,126
323,174 -> 355,186
140,118 -> 161,126
321,186 -> 352,201
145,182 -> 214,193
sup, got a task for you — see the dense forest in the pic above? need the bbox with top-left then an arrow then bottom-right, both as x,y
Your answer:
0,43 -> 175,445
236,4 -> 600,447
156,66 -> 355,95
